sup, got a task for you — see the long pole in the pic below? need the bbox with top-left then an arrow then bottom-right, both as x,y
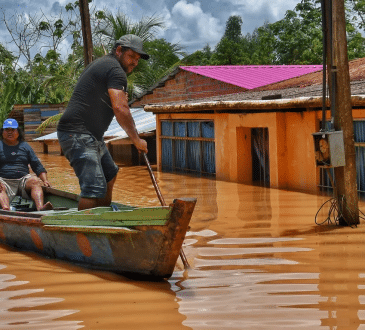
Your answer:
142,153 -> 190,268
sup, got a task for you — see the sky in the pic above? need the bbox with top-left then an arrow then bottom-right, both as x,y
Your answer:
0,0 -> 300,64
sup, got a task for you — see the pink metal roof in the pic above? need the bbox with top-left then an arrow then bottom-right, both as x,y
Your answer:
180,65 -> 322,90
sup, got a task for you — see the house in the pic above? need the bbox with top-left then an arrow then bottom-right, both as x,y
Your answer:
136,58 -> 365,194
131,64 -> 322,107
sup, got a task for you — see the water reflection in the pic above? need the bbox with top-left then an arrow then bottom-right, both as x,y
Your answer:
0,246 -> 191,330
171,235 -> 324,330
0,263 -> 82,330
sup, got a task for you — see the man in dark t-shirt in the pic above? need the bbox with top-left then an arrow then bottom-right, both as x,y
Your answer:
57,34 -> 149,210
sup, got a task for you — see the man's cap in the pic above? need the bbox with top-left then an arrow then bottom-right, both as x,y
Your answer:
116,34 -> 150,60
3,118 -> 18,129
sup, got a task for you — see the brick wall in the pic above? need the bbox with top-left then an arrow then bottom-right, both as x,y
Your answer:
131,69 -> 247,107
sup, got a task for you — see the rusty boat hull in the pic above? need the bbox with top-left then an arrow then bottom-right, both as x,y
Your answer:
0,187 -> 196,280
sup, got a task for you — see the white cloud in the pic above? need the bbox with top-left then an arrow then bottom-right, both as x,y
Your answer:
215,0 -> 299,20
0,0 -> 302,58
167,0 -> 223,50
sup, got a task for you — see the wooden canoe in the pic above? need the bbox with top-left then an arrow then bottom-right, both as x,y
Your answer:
0,187 -> 196,280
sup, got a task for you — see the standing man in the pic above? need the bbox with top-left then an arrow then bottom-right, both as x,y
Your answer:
57,34 -> 149,210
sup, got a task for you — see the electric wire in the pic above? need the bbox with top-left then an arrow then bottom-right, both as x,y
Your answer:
314,195 -> 365,228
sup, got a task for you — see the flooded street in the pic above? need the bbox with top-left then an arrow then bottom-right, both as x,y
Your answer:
1,144 -> 365,329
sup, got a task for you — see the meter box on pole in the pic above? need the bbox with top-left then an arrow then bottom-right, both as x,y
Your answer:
312,131 -> 346,167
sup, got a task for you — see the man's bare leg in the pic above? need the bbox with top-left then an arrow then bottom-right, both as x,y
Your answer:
78,176 -> 117,211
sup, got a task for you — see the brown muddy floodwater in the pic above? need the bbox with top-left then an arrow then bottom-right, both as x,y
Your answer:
1,144 -> 365,330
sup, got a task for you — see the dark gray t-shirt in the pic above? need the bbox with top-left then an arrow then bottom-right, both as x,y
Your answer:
57,55 -> 127,140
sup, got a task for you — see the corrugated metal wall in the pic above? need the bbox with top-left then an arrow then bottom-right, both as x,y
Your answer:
161,120 -> 215,175
11,104 -> 65,141
319,120 -> 365,195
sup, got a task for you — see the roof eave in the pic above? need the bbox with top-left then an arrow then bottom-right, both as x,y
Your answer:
144,94 -> 365,113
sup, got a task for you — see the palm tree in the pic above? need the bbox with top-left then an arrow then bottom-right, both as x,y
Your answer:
95,12 -> 187,99
37,13 -> 182,133
95,11 -> 165,49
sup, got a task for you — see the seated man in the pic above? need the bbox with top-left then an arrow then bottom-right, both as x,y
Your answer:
0,118 -> 52,211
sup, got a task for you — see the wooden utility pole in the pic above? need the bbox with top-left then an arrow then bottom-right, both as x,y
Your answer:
327,0 -> 359,225
79,0 -> 93,66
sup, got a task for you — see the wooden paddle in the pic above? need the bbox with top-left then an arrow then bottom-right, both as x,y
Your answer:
142,152 -> 190,269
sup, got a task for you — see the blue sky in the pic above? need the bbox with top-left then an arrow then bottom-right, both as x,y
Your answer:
0,0 -> 300,62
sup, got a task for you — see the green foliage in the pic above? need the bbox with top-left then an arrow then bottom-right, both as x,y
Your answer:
36,113 -> 63,133
247,24 -> 277,64
267,1 -> 324,64
95,11 -> 164,49
348,0 -> 365,30
0,41 -> 83,124
129,39 -> 183,96
210,37 -> 249,65
187,0 -> 365,66
94,12 -> 172,99
182,44 -> 213,66
209,15 -> 250,65
224,16 -> 243,42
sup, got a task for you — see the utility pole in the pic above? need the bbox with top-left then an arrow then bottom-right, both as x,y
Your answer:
326,0 -> 359,225
79,0 -> 93,66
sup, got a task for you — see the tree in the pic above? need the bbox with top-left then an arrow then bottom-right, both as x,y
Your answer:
0,7 -> 81,69
210,37 -> 249,64
268,0 -> 324,64
0,10 -> 41,68
348,0 -> 365,30
95,11 -> 164,48
130,38 -> 184,96
182,44 -> 213,65
95,11 -> 169,98
210,15 -> 249,65
224,16 -> 243,42
248,24 -> 277,64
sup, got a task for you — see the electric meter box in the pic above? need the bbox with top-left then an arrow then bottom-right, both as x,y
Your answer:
312,131 -> 345,167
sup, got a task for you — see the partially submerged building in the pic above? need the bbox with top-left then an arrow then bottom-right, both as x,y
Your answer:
132,59 -> 365,194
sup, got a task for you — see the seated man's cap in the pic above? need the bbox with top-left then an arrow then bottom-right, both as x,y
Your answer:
3,118 -> 18,129
116,34 -> 150,60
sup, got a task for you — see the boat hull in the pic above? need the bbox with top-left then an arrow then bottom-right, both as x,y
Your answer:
0,189 -> 196,280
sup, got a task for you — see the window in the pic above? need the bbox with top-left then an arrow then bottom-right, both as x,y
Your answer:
161,120 -> 215,175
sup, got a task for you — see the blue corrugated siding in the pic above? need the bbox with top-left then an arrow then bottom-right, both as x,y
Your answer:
203,141 -> 216,174
320,121 -> 365,194
188,122 -> 200,137
354,121 -> 365,193
25,121 -> 42,125
161,121 -> 173,136
202,121 -> 215,138
175,140 -> 186,170
187,140 -> 201,172
161,139 -> 173,171
161,121 -> 215,175
24,108 -> 40,113
41,110 -> 59,117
